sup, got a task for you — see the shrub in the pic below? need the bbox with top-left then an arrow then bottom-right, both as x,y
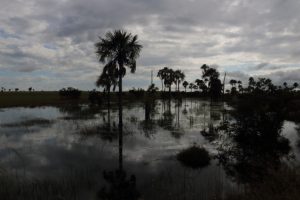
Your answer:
59,87 -> 81,99
88,90 -> 102,105
177,146 -> 210,169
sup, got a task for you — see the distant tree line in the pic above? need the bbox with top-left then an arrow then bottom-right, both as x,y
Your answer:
156,64 -> 223,99
154,64 -> 299,99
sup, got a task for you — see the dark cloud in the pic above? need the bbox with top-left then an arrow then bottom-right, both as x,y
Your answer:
253,63 -> 269,70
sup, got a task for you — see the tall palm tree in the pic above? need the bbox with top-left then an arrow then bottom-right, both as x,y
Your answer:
157,67 -> 169,92
182,81 -> 189,92
95,30 -> 142,170
174,70 -> 185,92
164,68 -> 175,96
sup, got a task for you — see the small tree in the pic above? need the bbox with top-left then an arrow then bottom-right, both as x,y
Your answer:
183,81 -> 188,92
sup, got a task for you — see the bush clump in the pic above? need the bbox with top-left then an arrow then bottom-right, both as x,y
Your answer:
59,87 -> 81,99
177,146 -> 210,169
88,90 -> 102,105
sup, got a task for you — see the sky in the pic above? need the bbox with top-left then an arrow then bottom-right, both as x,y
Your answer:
1,0 -> 300,91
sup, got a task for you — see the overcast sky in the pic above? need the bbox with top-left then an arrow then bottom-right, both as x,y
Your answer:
1,0 -> 300,91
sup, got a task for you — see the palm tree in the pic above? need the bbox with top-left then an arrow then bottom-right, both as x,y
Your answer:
195,79 -> 202,91
157,67 -> 169,92
248,77 -> 255,93
95,30 -> 142,170
293,82 -> 299,89
96,66 -> 118,107
237,80 -> 243,93
189,83 -> 194,92
182,81 -> 189,92
174,70 -> 185,92
163,68 -> 175,96
229,79 -> 237,88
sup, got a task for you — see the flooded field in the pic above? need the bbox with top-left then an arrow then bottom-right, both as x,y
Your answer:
0,99 -> 299,200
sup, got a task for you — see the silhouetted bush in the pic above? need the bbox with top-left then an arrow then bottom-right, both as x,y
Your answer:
59,87 -> 81,99
88,90 -> 102,105
177,146 -> 210,169
128,88 -> 145,98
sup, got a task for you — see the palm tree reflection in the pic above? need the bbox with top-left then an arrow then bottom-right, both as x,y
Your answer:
98,104 -> 141,200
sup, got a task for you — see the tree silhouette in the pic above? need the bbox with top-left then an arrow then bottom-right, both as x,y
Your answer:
95,30 -> 142,170
293,82 -> 298,89
201,65 -> 222,99
189,82 -> 194,92
195,79 -> 207,93
237,80 -> 243,93
157,67 -> 168,92
248,77 -> 256,93
164,68 -> 175,96
182,81 -> 188,93
229,79 -> 237,95
96,63 -> 118,107
173,70 -> 185,92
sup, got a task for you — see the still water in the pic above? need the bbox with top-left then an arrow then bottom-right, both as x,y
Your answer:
0,99 -> 299,199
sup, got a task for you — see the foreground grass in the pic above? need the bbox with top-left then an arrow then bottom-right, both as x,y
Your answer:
0,169 -> 99,200
0,91 -> 89,108
222,165 -> 300,200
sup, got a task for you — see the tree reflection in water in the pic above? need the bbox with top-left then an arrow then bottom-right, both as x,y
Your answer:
98,103 -> 141,200
217,105 -> 292,184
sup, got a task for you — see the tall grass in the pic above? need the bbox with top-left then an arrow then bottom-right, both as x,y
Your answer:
0,169 -> 100,200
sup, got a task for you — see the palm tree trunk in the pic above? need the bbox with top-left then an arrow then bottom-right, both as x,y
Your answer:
118,66 -> 123,171
107,87 -> 111,109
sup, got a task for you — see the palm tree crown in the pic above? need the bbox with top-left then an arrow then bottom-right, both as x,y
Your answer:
95,30 -> 142,78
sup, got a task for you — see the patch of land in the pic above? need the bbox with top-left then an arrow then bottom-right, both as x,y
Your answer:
0,91 -> 89,108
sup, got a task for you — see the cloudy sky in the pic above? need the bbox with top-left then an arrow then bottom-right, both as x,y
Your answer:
1,0 -> 300,91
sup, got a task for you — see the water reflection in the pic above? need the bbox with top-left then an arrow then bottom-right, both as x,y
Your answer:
98,95 -> 141,199
0,99 -> 299,199
98,109 -> 140,199
216,108 -> 292,184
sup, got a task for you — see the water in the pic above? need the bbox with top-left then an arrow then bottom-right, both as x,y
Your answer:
0,99 -> 299,199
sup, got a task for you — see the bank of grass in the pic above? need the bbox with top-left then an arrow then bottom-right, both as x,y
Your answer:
0,91 -> 89,108
0,170 -> 99,200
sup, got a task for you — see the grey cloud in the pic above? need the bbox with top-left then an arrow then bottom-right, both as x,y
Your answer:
253,63 -> 269,70
260,69 -> 300,85
1,0 -> 300,89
